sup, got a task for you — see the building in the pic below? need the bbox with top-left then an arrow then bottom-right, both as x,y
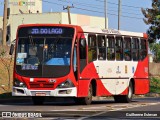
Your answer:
9,0 -> 42,14
0,28 -> 2,44
0,1 -> 107,44
0,0 -> 42,43
0,12 -> 107,43
0,17 -> 3,44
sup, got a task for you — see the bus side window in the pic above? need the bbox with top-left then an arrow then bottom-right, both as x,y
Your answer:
107,36 -> 115,60
124,37 -> 131,61
115,37 -> 123,61
88,34 -> 97,63
132,38 -> 139,61
97,35 -> 106,60
140,39 -> 147,60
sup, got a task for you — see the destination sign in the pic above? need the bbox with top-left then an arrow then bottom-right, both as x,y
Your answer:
29,28 -> 63,35
18,26 -> 74,37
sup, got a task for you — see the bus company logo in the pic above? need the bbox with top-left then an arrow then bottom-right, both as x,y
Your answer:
102,29 -> 121,35
116,66 -> 121,74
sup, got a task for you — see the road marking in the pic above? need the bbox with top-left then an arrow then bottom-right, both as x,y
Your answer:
77,111 -> 107,120
82,106 -> 106,110
77,102 -> 160,119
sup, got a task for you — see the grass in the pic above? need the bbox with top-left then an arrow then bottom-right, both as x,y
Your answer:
150,77 -> 160,93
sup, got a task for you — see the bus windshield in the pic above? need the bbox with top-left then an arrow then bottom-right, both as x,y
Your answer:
15,26 -> 74,78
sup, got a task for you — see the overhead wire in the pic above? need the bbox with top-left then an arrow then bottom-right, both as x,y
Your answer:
40,0 -> 144,19
95,0 -> 143,9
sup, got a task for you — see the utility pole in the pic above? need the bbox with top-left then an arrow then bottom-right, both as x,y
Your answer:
63,5 -> 74,24
104,0 -> 107,29
118,0 -> 121,30
2,0 -> 8,46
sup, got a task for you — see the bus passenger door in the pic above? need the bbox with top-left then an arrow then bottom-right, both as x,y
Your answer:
77,35 -> 88,97
78,38 -> 87,75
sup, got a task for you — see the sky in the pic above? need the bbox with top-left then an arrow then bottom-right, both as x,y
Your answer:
0,0 -> 152,32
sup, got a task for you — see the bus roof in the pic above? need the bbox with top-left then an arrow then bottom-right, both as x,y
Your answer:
80,26 -> 147,39
17,24 -> 79,29
17,24 -> 148,39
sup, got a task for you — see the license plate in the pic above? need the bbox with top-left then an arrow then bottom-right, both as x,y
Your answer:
35,92 -> 46,96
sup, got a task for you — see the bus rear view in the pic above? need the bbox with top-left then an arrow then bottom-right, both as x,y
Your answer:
12,24 -> 77,105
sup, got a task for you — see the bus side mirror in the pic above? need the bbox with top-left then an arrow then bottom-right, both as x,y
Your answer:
80,39 -> 86,48
9,44 -> 14,55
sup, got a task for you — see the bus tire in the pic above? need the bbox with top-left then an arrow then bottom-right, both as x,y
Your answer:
32,96 -> 45,105
83,84 -> 93,105
114,82 -> 133,103
75,84 -> 93,105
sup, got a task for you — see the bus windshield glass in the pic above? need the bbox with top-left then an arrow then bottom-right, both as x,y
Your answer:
15,26 -> 74,78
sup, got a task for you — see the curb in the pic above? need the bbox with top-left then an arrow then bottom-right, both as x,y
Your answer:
0,93 -> 160,104
0,97 -> 74,104
145,93 -> 160,97
0,97 -> 32,104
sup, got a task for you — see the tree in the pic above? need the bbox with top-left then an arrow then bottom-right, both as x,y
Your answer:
150,43 -> 160,62
141,0 -> 160,43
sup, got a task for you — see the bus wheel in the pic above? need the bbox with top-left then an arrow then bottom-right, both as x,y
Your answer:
114,82 -> 133,103
125,82 -> 133,102
32,96 -> 45,105
75,84 -> 93,105
82,84 -> 93,105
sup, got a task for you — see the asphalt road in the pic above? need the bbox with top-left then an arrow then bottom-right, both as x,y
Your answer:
0,97 -> 160,119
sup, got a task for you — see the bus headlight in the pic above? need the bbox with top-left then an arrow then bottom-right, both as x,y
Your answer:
57,79 -> 75,88
14,79 -> 26,87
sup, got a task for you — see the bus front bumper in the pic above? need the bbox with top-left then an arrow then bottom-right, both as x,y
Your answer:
12,87 -> 77,97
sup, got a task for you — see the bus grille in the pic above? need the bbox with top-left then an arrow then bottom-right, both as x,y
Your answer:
29,83 -> 54,88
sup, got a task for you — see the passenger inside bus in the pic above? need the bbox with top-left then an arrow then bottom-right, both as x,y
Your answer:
98,52 -> 105,60
124,50 -> 131,61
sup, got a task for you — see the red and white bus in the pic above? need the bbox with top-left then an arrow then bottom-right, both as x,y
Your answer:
10,24 -> 149,105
